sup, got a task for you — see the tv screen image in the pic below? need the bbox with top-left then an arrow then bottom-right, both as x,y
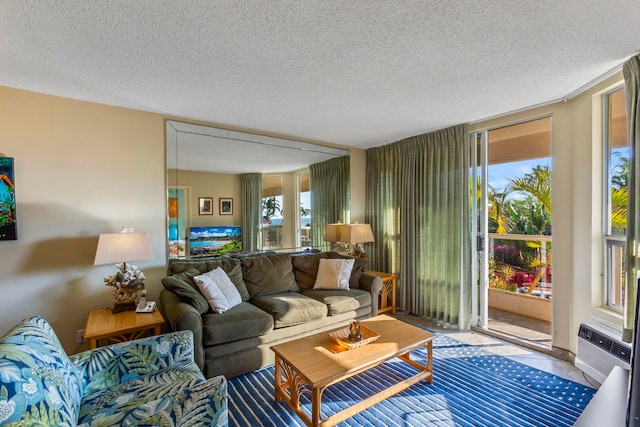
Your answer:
189,226 -> 242,257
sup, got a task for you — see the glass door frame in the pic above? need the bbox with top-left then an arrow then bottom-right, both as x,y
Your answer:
471,130 -> 489,329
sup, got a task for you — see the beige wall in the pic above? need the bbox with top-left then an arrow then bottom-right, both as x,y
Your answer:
167,169 -> 242,227
0,86 -> 365,354
471,71 -> 625,355
0,86 -> 167,354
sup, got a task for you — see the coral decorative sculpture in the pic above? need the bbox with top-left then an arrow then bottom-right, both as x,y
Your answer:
104,263 -> 145,312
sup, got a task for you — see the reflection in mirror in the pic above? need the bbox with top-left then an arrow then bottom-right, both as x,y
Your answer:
166,120 -> 350,258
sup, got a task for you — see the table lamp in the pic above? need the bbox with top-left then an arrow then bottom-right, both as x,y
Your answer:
94,228 -> 154,312
324,223 -> 374,258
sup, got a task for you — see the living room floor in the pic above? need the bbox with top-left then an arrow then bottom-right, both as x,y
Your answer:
392,311 -> 599,389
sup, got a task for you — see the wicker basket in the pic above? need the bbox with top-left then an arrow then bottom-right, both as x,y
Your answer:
329,325 -> 380,350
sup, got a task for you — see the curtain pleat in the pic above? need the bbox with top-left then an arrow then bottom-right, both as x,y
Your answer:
366,125 -> 471,328
241,173 -> 262,252
624,54 -> 640,342
310,156 -> 350,249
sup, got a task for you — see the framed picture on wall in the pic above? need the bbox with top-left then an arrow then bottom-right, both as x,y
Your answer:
198,197 -> 213,215
219,198 -> 233,215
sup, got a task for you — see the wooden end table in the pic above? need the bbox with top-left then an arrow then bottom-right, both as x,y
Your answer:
271,315 -> 434,427
84,308 -> 165,349
364,270 -> 397,314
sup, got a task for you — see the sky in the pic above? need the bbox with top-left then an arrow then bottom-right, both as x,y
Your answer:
487,158 -> 551,193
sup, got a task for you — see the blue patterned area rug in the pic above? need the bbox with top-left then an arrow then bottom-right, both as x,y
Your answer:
228,333 -> 596,426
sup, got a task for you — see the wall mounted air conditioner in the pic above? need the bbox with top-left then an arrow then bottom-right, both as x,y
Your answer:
575,322 -> 631,384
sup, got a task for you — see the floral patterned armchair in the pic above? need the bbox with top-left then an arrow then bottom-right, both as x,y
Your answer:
0,316 -> 227,426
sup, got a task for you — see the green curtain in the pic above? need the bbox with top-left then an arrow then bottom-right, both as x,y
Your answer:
241,173 -> 262,252
310,156 -> 350,249
366,125 -> 471,328
624,54 -> 640,342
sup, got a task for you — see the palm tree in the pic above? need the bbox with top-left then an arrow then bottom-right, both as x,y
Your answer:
610,153 -> 628,235
262,197 -> 281,224
506,165 -> 552,294
507,165 -> 551,214
488,184 -> 512,234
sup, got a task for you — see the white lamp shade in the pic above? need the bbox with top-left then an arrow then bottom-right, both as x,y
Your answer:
324,224 -> 342,242
94,232 -> 154,265
323,223 -> 374,244
337,224 -> 375,244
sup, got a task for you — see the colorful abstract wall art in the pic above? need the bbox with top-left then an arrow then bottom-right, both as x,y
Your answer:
0,157 -> 17,240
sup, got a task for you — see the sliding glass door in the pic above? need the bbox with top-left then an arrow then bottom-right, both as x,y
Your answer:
471,117 -> 553,342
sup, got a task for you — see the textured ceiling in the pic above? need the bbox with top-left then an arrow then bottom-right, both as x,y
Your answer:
1,1 -> 639,150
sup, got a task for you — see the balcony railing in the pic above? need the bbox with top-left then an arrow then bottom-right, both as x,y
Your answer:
262,224 -> 283,249
488,233 -> 552,298
262,224 -> 313,250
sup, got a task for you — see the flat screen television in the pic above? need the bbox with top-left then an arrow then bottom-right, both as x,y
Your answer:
189,226 -> 242,257
628,278 -> 640,426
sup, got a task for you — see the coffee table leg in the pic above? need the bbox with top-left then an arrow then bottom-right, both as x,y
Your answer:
311,387 -> 321,427
273,356 -> 315,426
274,355 -> 283,401
426,340 -> 433,384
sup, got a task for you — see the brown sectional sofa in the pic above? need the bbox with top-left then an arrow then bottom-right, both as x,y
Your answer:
159,251 -> 383,379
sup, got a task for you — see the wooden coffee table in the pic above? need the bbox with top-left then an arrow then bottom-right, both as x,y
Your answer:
271,314 -> 435,427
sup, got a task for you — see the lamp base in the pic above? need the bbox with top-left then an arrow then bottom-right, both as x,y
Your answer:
112,302 -> 136,313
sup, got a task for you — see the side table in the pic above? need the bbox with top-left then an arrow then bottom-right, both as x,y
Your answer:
84,308 -> 165,349
364,269 -> 397,314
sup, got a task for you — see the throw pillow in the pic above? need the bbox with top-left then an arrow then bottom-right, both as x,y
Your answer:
327,252 -> 366,289
192,273 -> 230,313
206,267 -> 243,307
313,258 -> 355,290
161,268 -> 210,314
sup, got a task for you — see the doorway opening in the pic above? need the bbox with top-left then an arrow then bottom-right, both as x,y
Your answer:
472,117 -> 552,349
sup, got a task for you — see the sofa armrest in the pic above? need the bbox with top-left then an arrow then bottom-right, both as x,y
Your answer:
160,288 -> 205,370
359,273 -> 383,317
69,330 -> 196,395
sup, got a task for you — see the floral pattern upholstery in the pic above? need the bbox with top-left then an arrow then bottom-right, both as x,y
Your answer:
0,316 -> 228,426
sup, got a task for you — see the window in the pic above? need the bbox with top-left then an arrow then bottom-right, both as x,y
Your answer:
604,87 -> 628,311
297,172 -> 311,248
262,175 -> 283,249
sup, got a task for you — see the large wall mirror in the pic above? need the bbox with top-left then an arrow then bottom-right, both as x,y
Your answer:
166,120 -> 350,259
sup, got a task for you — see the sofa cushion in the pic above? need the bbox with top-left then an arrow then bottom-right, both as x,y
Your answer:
0,316 -> 82,426
250,292 -> 328,328
77,365 -> 227,426
327,252 -> 366,289
291,252 -> 329,290
202,302 -> 274,346
168,258 -> 250,301
314,258 -> 355,290
161,268 -> 210,314
242,254 -> 299,297
301,289 -> 372,315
